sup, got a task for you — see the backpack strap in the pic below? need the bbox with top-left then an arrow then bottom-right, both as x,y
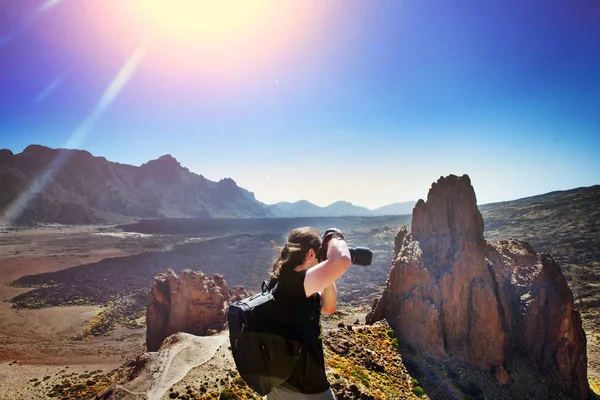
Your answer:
263,278 -> 279,293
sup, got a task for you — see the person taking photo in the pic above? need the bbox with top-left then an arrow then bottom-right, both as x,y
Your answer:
266,226 -> 351,400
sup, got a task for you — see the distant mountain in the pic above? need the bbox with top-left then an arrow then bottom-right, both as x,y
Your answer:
0,145 -> 273,225
324,201 -> 374,216
269,200 -> 325,217
269,200 -> 415,217
270,200 -> 372,217
371,201 -> 416,216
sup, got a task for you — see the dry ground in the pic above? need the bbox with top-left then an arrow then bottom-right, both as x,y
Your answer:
0,226 -> 154,399
0,222 -> 598,399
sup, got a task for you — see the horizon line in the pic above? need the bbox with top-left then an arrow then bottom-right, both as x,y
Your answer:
3,143 -> 599,211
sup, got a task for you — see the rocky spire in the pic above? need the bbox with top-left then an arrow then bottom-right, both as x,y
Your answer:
367,174 -> 588,399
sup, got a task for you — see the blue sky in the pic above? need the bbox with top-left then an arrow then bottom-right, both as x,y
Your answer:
1,0 -> 599,209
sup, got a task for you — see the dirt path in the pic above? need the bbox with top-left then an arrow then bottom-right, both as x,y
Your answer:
106,333 -> 229,400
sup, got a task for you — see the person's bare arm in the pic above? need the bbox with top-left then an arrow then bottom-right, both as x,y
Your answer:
304,237 -> 351,297
321,282 -> 337,314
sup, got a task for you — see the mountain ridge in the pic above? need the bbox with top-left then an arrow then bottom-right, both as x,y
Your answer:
1,145 -> 420,223
0,145 -> 273,225
1,145 -> 598,224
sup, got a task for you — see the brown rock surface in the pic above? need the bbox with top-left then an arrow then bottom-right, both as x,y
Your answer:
487,242 -> 589,398
367,174 -> 589,399
146,269 -> 245,352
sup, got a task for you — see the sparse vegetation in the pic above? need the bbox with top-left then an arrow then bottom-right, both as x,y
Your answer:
41,369 -> 113,399
324,322 -> 428,399
72,292 -> 148,339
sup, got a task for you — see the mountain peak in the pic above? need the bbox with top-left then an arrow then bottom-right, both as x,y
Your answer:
22,144 -> 95,159
218,177 -> 237,186
142,154 -> 181,169
328,200 -> 354,206
0,149 -> 14,164
23,144 -> 52,154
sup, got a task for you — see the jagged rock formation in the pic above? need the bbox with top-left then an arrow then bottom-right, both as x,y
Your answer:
146,269 -> 247,352
0,145 -> 273,225
367,174 -> 589,399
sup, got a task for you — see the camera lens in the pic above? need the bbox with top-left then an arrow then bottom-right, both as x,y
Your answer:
348,246 -> 372,266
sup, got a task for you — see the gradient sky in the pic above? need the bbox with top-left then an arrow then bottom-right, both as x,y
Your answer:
1,0 -> 599,209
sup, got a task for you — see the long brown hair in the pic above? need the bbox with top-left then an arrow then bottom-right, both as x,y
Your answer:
271,227 -> 321,278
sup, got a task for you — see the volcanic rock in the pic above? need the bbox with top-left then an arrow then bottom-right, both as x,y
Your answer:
393,226 -> 407,256
367,174 -> 588,399
146,269 -> 246,352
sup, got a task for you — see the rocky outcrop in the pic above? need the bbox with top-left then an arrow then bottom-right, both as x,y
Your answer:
367,174 -> 589,399
146,269 -> 247,351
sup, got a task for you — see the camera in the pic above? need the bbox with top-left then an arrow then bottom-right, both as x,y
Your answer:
319,228 -> 372,266
348,246 -> 372,266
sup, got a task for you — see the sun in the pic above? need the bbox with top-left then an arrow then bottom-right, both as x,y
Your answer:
132,0 -> 273,43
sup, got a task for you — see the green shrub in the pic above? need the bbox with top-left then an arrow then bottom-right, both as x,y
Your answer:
412,386 -> 425,397
219,388 -> 240,399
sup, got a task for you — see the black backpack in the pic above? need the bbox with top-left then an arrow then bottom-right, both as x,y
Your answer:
227,280 -> 304,396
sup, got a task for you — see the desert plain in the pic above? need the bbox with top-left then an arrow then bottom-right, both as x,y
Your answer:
0,185 -> 599,399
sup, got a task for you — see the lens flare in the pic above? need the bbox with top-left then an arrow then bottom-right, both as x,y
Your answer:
33,74 -> 65,106
66,43 -> 146,149
36,0 -> 64,14
1,44 -> 146,226
0,0 -> 63,47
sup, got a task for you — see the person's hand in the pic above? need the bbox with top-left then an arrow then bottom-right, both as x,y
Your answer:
318,228 -> 345,261
322,228 -> 344,240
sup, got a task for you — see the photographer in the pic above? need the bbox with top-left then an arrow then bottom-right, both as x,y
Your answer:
266,226 -> 351,400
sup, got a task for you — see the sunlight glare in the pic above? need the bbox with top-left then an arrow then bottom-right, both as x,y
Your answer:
134,0 -> 272,42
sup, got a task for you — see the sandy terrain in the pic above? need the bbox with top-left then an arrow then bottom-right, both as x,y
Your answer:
0,226 -> 150,399
0,225 -> 380,399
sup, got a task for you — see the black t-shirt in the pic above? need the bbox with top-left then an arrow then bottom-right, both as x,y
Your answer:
272,267 -> 330,394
